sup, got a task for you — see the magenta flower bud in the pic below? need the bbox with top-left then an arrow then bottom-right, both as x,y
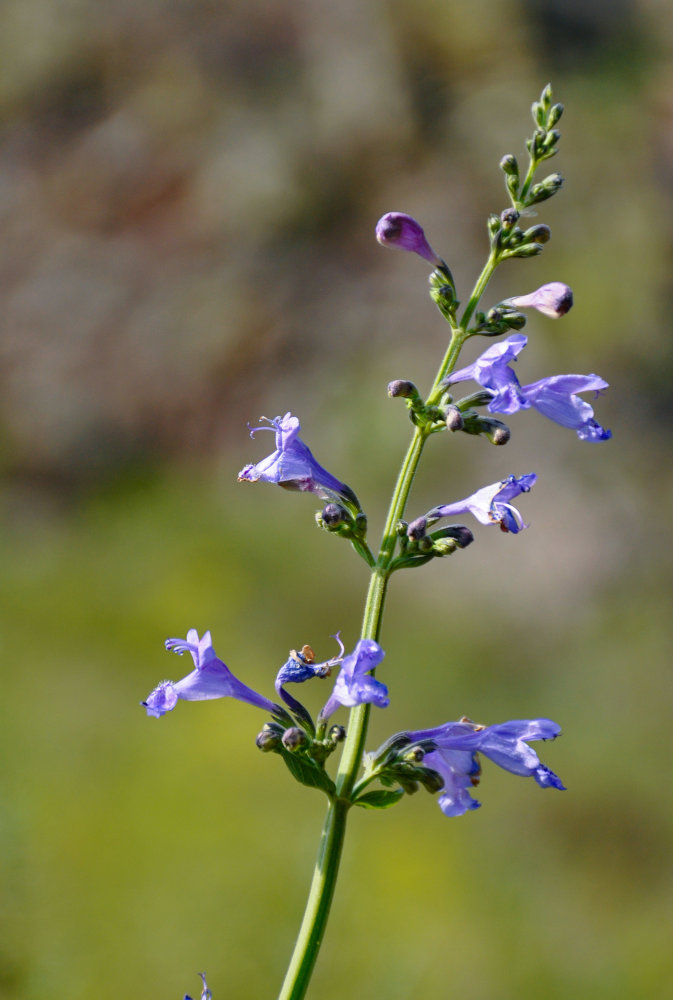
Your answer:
504,282 -> 573,319
375,212 -> 442,266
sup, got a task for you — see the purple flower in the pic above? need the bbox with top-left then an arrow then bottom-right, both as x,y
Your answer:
409,717 -> 565,817
238,412 -> 359,506
447,334 -> 611,442
320,639 -> 388,720
142,629 -> 280,718
426,474 -> 537,534
375,213 -> 442,266
504,282 -> 573,318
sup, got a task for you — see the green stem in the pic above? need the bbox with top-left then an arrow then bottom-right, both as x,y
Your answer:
277,248 -> 503,1000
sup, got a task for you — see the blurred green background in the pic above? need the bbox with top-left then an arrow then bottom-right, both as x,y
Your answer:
1,1 -> 672,998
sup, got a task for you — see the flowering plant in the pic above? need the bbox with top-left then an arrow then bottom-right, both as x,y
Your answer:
142,86 -> 610,999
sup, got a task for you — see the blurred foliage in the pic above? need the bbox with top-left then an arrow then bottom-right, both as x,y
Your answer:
1,1 -> 673,999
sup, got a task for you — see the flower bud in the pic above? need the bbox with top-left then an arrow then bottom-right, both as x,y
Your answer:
432,538 -> 457,556
485,421 -> 510,446
387,379 -> 418,399
256,729 -> 282,752
407,516 -> 427,540
548,103 -> 564,127
329,725 -> 346,743
321,503 -> 349,527
499,154 -> 518,177
523,224 -> 551,245
282,726 -> 309,751
504,282 -> 573,319
529,173 -> 563,204
505,243 -> 543,258
403,746 -> 425,763
419,767 -> 445,794
487,214 -> 500,237
375,213 -> 442,266
500,207 -> 519,230
445,406 -> 464,432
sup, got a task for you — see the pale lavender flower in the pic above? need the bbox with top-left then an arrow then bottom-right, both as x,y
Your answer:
375,213 -> 442,266
425,474 -> 537,534
409,717 -> 564,817
504,282 -> 573,318
142,629 -> 280,719
320,639 -> 388,720
238,412 -> 359,506
447,334 -> 611,442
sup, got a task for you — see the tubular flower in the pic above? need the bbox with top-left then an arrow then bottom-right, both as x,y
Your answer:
503,282 -> 573,318
238,412 -> 360,507
426,474 -> 537,534
447,334 -> 611,442
408,717 -> 565,817
142,629 -> 280,719
320,639 -> 388,720
375,213 -> 442,266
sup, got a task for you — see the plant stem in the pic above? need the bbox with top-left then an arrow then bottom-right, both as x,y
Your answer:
276,250 -> 501,1000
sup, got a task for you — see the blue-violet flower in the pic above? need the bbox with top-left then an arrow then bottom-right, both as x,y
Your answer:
320,639 -> 388,720
375,213 -> 442,266
408,717 -> 565,817
142,629 -> 280,718
238,412 -> 359,507
503,282 -> 573,318
425,473 -> 537,534
447,334 -> 611,442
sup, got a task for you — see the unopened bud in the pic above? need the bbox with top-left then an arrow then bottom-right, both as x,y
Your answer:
505,282 -> 573,319
506,243 -> 543,258
445,405 -> 464,431
375,213 -> 442,266
523,224 -> 551,245
387,379 -> 418,399
433,539 -> 457,556
329,725 -> 346,743
282,727 -> 309,751
407,517 -> 427,540
499,154 -> 519,176
500,207 -> 519,230
529,173 -> 563,204
548,103 -> 563,127
482,418 -> 510,445
403,746 -> 425,763
420,768 -> 446,794
321,503 -> 349,527
256,729 -> 281,752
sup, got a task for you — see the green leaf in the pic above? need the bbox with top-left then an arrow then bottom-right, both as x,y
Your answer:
278,747 -> 336,797
353,788 -> 405,810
